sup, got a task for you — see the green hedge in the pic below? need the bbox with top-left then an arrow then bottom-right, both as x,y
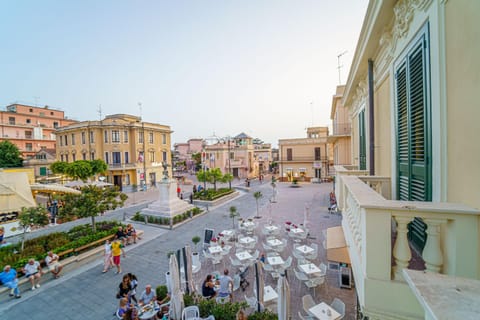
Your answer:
0,221 -> 122,272
194,188 -> 234,201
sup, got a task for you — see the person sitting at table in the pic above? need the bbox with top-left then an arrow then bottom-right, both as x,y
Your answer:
22,258 -> 42,290
202,274 -> 217,299
0,265 -> 21,298
156,290 -> 171,318
216,269 -> 233,301
139,284 -> 157,306
116,297 -> 130,318
122,308 -> 139,320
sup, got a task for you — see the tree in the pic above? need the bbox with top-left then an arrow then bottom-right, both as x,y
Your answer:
207,168 -> 224,191
59,185 -> 128,232
18,206 -> 49,251
196,169 -> 209,189
50,160 -> 108,181
229,206 -> 239,229
65,160 -> 93,181
222,173 -> 234,189
0,141 -> 23,168
191,152 -> 202,171
253,191 -> 263,218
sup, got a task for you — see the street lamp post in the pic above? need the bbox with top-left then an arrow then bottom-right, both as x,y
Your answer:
227,137 -> 232,189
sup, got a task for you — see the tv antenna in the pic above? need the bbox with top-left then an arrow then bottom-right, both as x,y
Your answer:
33,96 -> 40,107
97,104 -> 102,120
337,51 -> 348,84
138,102 -> 142,120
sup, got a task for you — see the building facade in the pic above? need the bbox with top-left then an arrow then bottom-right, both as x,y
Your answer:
0,103 -> 77,158
278,127 -> 329,182
173,138 -> 203,173
203,133 -> 272,179
337,1 -> 480,319
328,85 -> 351,168
55,114 -> 172,191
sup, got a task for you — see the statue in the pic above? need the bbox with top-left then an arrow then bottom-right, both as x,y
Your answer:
162,161 -> 170,181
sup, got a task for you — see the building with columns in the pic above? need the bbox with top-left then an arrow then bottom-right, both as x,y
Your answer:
55,114 -> 172,191
336,1 -> 480,319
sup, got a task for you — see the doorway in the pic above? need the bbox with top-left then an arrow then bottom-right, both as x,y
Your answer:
113,175 -> 122,191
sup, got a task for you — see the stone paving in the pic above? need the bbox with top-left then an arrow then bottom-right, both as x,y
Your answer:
0,177 -> 357,319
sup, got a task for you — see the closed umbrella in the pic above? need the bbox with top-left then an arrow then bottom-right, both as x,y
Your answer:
303,203 -> 310,229
184,245 -> 195,294
169,254 -> 184,319
277,274 -> 291,320
255,260 -> 264,312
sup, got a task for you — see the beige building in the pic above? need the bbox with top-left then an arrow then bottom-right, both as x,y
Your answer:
203,133 -> 272,179
55,114 -> 172,191
336,1 -> 480,319
278,127 -> 329,182
0,103 -> 76,158
328,85 -> 351,168
173,138 -> 203,172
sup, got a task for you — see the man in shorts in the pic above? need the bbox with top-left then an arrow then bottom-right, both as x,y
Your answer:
22,258 -> 42,290
111,238 -> 126,274
216,269 -> 234,301
0,265 -> 21,298
45,251 -> 63,279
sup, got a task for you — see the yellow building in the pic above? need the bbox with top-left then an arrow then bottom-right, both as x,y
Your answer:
278,127 -> 329,182
337,1 -> 480,319
328,85 -> 351,167
55,114 -> 172,191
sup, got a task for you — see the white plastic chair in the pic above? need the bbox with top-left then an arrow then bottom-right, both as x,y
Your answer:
232,274 -> 241,291
331,298 -> 346,319
298,311 -> 315,320
302,294 -> 316,314
182,305 -> 200,320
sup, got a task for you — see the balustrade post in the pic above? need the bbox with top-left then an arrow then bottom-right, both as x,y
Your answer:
422,219 -> 445,273
392,215 -> 412,280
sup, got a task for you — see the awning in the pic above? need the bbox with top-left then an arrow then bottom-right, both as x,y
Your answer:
30,183 -> 81,195
0,171 -> 37,213
326,226 -> 351,264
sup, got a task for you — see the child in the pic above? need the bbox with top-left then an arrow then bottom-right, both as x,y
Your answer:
128,273 -> 138,304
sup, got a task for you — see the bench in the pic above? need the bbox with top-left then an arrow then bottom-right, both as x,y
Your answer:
0,230 -> 144,295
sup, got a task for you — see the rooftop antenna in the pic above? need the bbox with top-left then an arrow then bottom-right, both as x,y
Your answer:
337,51 -> 348,84
33,96 -> 40,107
138,102 -> 142,120
97,104 -> 102,120
310,101 -> 314,126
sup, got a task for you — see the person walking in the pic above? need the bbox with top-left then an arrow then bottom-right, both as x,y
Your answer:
102,239 -> 114,273
112,238 -> 126,274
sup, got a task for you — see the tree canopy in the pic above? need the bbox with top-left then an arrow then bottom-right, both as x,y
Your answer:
18,206 -> 49,251
0,141 -> 23,168
59,185 -> 127,232
196,168 -> 233,191
50,160 -> 107,181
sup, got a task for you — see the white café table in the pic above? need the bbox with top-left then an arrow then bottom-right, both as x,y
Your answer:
239,236 -> 255,244
267,239 -> 283,247
262,285 -> 278,303
264,225 -> 279,232
309,302 -> 341,320
236,251 -> 253,261
242,221 -> 256,228
296,244 -> 314,255
299,263 -> 322,275
221,229 -> 234,237
208,245 -> 223,254
267,256 -> 284,266
290,227 -> 305,234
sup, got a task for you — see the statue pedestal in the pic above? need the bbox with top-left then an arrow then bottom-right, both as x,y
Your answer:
141,180 -> 194,218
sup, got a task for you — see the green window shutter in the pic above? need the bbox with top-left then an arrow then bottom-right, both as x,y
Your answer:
39,167 -> 47,176
359,109 -> 366,170
396,29 -> 431,201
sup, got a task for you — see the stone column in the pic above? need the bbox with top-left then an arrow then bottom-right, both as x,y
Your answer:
423,219 -> 444,273
392,215 -> 412,280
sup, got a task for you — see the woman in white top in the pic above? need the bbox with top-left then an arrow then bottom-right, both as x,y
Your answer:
102,239 -> 114,273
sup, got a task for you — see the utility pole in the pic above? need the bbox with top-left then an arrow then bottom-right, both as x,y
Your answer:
227,137 -> 232,189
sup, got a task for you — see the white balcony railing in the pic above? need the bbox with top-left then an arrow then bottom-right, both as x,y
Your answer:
335,166 -> 480,319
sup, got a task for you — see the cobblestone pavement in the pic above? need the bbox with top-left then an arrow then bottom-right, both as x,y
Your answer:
0,178 -> 357,319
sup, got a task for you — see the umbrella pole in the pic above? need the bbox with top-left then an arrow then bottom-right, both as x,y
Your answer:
255,262 -> 261,313
182,247 -> 189,295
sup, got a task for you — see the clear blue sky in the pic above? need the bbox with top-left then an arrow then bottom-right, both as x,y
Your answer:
0,0 -> 368,147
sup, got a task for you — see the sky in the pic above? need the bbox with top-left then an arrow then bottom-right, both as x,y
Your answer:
0,0 -> 368,147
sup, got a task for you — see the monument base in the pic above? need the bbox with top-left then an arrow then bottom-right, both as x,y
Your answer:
141,180 -> 194,218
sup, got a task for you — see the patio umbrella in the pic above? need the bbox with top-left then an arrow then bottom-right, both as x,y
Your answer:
30,183 -> 81,195
0,172 -> 37,214
184,245 -> 195,294
64,180 -> 86,188
169,254 -> 184,319
254,260 -> 264,312
303,203 -> 310,229
277,274 -> 291,320
90,181 -> 114,187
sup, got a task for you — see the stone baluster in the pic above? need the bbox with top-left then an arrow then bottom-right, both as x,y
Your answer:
392,215 -> 412,280
422,219 -> 445,273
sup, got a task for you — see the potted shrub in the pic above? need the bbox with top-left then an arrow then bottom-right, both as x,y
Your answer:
191,236 -> 201,267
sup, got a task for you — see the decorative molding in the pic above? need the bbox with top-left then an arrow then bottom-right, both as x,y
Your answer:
393,0 -> 414,39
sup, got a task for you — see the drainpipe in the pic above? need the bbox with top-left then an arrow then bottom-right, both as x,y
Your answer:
368,59 -> 375,176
